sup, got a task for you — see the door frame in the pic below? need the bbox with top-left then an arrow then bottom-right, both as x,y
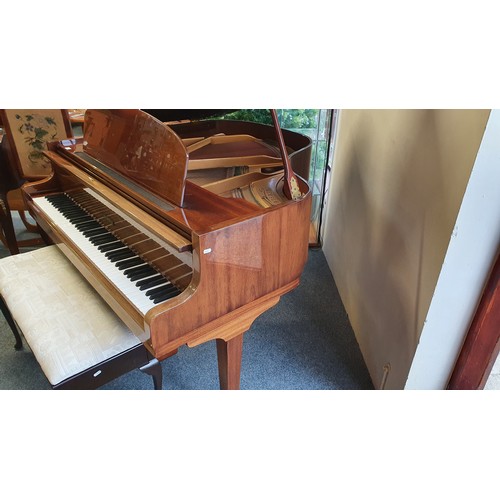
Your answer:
447,249 -> 500,389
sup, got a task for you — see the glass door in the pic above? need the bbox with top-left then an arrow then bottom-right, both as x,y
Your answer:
217,109 -> 337,246
280,109 -> 336,246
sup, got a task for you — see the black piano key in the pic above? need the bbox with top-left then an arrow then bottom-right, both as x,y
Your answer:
68,210 -> 88,218
106,253 -> 133,263
106,249 -> 136,262
60,210 -> 88,219
149,287 -> 177,301
124,263 -> 150,276
57,200 -> 78,207
98,241 -> 125,252
72,216 -> 93,225
110,256 -> 135,266
105,247 -> 131,257
53,203 -> 83,212
125,266 -> 158,281
77,221 -> 106,234
56,208 -> 88,217
50,199 -> 73,205
146,283 -> 177,298
152,288 -> 181,304
81,228 -> 106,237
82,229 -> 109,239
56,201 -> 83,208
75,221 -> 100,230
81,226 -> 107,235
88,235 -> 113,245
136,275 -> 168,290
71,215 -> 94,224
89,234 -> 118,245
116,257 -> 144,270
47,193 -> 69,200
106,246 -> 134,256
129,270 -> 159,283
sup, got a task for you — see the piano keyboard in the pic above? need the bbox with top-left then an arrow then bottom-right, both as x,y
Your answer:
33,190 -> 193,315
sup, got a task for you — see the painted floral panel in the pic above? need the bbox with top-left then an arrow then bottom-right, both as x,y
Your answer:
4,110 -> 69,178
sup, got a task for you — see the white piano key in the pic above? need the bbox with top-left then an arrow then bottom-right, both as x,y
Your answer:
33,195 -> 179,315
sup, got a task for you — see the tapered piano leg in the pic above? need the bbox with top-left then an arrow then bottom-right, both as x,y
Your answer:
216,334 -> 244,390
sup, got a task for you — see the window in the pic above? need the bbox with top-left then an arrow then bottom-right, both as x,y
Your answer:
219,109 -> 336,245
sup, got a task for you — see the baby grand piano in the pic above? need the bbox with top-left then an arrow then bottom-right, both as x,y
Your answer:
22,109 -> 312,389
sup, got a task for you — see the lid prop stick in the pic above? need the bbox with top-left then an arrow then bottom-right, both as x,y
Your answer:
270,109 -> 303,201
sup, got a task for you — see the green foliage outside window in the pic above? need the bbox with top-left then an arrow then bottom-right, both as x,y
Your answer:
217,110 -> 327,186
219,109 -> 319,129
220,108 -> 330,191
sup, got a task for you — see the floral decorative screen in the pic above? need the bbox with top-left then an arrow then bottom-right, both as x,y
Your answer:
3,110 -> 70,178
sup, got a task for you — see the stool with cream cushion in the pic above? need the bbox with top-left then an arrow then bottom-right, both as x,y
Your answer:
0,245 -> 162,389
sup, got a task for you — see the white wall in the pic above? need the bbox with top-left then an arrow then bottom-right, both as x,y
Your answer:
322,109 -> 491,389
406,110 -> 500,389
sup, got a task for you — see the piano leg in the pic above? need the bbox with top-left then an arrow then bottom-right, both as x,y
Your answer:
0,295 -> 23,350
216,334 -> 244,390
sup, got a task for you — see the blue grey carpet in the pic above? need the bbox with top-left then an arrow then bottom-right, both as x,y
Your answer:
0,218 -> 373,390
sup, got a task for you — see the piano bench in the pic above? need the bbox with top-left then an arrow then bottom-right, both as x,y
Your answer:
0,246 -> 162,390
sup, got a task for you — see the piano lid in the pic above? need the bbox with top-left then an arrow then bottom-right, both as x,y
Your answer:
81,109 -> 189,208
60,109 -> 307,215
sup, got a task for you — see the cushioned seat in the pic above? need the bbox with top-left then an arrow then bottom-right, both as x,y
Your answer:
0,246 -> 161,389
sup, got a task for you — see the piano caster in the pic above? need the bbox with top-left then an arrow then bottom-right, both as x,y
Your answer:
216,335 -> 244,390
139,358 -> 163,390
0,294 -> 23,350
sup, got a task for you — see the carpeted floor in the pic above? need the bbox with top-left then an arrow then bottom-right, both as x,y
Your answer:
0,215 -> 373,390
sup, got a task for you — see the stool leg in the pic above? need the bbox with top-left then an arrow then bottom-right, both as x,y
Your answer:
0,295 -> 22,350
139,358 -> 163,390
0,204 -> 20,255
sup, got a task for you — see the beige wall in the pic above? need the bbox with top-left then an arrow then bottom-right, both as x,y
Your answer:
322,109 -> 490,389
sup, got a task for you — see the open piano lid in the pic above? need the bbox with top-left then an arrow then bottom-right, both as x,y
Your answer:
142,109 -> 298,175
76,110 -> 240,210
67,109 -> 303,213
